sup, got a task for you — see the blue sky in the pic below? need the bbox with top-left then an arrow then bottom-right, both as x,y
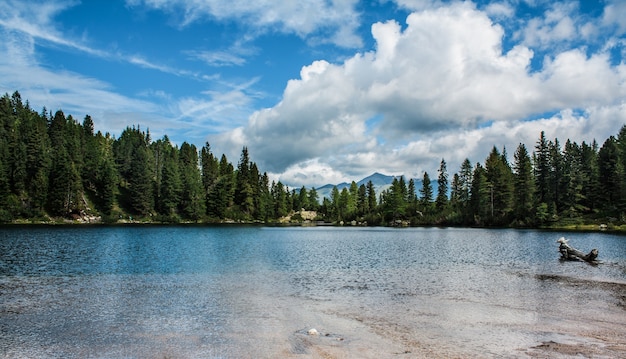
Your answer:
1,0 -> 625,188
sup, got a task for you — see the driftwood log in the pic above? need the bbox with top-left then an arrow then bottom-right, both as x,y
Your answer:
557,237 -> 599,263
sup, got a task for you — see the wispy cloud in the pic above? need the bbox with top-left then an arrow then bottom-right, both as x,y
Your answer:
0,0 -> 263,145
126,0 -> 363,48
0,0 -> 110,58
186,50 -> 247,67
0,0 -> 212,82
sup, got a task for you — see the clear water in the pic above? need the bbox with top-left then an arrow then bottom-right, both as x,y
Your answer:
1,226 -> 625,358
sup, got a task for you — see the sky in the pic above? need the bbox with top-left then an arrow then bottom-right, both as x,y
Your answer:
1,0 -> 625,188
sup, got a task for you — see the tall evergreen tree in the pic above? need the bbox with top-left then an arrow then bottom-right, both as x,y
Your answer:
561,140 -> 586,217
616,125 -> 626,214
357,183 -> 368,216
597,136 -> 621,213
128,144 -> 154,215
234,147 -> 253,215
484,146 -> 513,223
308,187 -> 320,211
419,172 -> 433,213
549,138 -> 565,212
513,143 -> 535,223
179,142 -> 204,220
469,163 -> 490,224
298,186 -> 309,210
96,148 -> 117,215
200,142 -> 219,215
330,186 -> 340,220
47,110 -> 83,216
257,172 -> 273,220
534,131 -> 551,206
20,103 -> 50,214
155,139 -> 181,216
435,159 -> 448,212
207,154 -> 234,218
580,140 -> 600,212
366,180 -> 377,213
273,181 -> 288,218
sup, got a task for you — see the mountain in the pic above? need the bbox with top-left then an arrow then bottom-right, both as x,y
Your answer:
356,172 -> 395,187
315,172 -> 416,202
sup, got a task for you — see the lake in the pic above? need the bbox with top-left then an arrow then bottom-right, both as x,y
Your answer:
1,226 -> 625,358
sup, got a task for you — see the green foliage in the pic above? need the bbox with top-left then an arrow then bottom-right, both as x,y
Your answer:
1,91 -> 625,227
513,143 -> 535,224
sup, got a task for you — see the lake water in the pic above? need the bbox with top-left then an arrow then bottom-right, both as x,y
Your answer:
1,226 -> 625,358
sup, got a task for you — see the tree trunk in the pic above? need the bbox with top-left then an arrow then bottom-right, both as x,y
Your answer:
559,243 -> 598,263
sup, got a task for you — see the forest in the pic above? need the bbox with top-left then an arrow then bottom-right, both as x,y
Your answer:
1,91 -> 626,228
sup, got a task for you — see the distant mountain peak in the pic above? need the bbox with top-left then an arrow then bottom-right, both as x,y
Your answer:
315,172 -> 403,201
357,172 -> 395,186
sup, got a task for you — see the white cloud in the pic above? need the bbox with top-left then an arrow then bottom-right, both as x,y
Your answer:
187,50 -> 247,67
0,0 -> 110,58
272,158 -> 351,188
0,0 -> 264,146
126,0 -> 363,48
212,1 -> 626,187
602,0 -> 626,35
484,2 -> 515,19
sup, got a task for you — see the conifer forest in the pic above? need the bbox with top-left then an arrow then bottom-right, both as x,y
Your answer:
1,91 -> 626,227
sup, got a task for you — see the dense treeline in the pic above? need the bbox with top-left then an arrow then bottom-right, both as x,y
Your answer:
1,91 -> 625,227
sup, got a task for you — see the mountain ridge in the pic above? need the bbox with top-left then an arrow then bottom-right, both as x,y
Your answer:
315,172 -> 423,201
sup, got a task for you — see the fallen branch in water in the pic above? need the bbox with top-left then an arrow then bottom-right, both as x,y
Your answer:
557,237 -> 599,263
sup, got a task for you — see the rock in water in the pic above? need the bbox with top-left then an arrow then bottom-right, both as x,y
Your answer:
307,328 -> 319,336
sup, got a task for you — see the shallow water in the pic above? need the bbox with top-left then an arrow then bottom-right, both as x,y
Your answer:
1,226 -> 625,358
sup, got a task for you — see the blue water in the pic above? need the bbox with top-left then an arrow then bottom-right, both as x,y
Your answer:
1,226 -> 625,358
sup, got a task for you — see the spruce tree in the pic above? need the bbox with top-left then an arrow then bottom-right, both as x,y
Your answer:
436,159 -> 448,212
598,136 -> 621,214
419,172 -> 433,213
179,142 -> 204,220
513,143 -> 535,223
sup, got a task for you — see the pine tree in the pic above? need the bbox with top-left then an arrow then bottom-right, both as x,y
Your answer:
366,180 -> 377,213
330,186 -> 340,220
234,147 -> 253,215
200,143 -> 219,216
534,131 -> 550,206
485,146 -> 514,223
419,172 -> 433,214
469,163 -> 489,224
513,143 -> 535,223
273,181 -> 288,218
436,159 -> 448,212
561,140 -> 586,218
47,110 -> 83,216
598,136 -> 621,214
128,144 -> 154,215
179,142 -> 204,220
616,125 -> 626,214
580,141 -> 600,212
156,140 -> 181,216
549,138 -> 565,212
357,183 -> 368,216
96,153 -> 117,216
207,154 -> 234,218
257,172 -> 273,221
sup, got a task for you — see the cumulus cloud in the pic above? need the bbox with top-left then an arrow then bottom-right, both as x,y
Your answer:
126,0 -> 363,48
212,1 -> 626,187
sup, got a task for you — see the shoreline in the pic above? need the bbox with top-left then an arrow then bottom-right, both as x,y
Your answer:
2,218 -> 626,234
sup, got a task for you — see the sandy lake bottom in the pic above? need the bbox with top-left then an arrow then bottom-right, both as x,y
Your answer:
1,226 -> 625,358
